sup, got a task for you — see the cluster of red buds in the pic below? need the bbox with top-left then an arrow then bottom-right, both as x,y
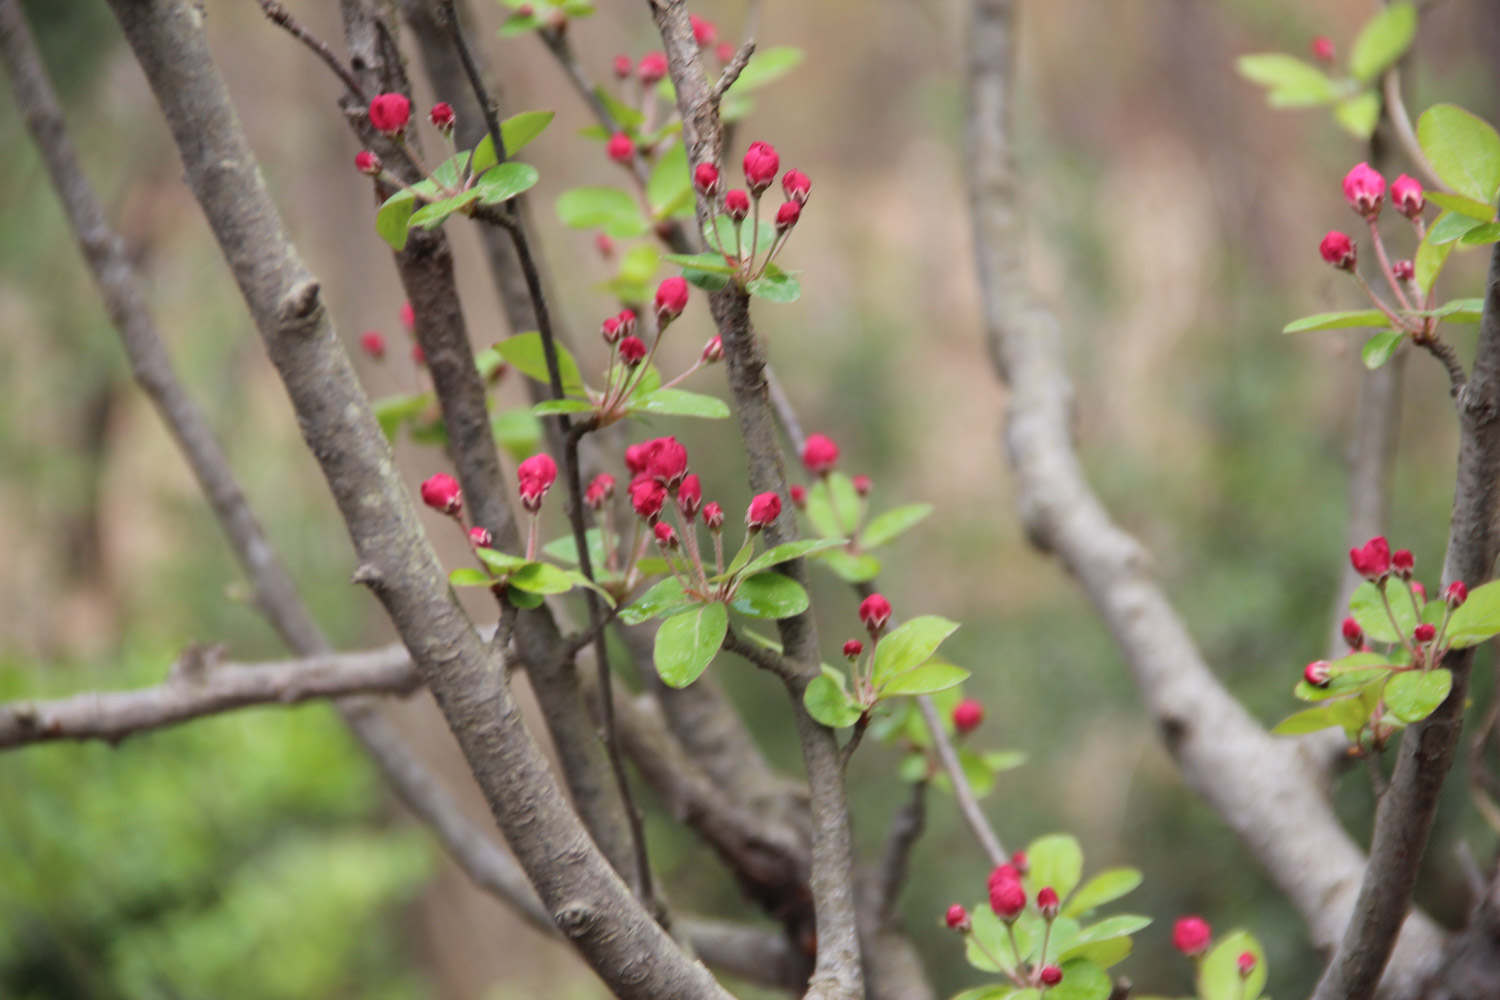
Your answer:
588,278 -> 719,425
419,450 -> 561,561
694,141 -> 811,283
944,854 -> 1064,992
784,432 -> 874,520
834,592 -> 895,704
1171,916 -> 1257,979
1318,163 -> 1438,342
355,93 -> 463,179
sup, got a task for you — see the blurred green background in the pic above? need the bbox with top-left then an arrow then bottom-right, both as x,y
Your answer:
3,0 -> 1499,997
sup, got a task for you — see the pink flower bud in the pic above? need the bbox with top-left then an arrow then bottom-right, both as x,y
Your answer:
653,521 -> 678,548
852,474 -> 872,496
677,473 -> 703,517
694,162 -> 721,197
724,188 -> 750,221
421,473 -> 463,515
1311,36 -> 1335,63
1414,623 -> 1436,643
788,484 -> 807,509
1392,174 -> 1424,219
746,491 -> 781,531
429,102 -> 456,133
595,232 -> 615,258
618,335 -> 647,366
1447,580 -> 1468,608
843,638 -> 863,659
859,593 -> 892,635
775,201 -> 801,233
989,878 -> 1026,922
1412,581 -> 1427,603
1392,259 -> 1414,282
1039,966 -> 1063,987
1350,536 -> 1391,581
801,433 -> 840,476
400,300 -> 415,331
655,276 -> 690,324
782,169 -> 811,204
1320,231 -> 1356,270
953,698 -> 984,734
601,315 -> 624,344
1237,952 -> 1257,978
743,141 -> 780,194
1392,548 -> 1414,577
701,335 -> 723,363
355,150 -> 382,175
625,442 -> 652,475
646,436 -> 689,486
613,54 -> 632,79
702,501 -> 724,531
1172,915 -> 1212,957
1037,886 -> 1060,920
715,41 -> 735,63
469,526 -> 493,548
630,477 -> 667,521
1343,162 -> 1386,218
989,863 -> 1019,886
1341,616 -> 1363,649
690,14 -> 717,46
607,132 -> 634,164
586,473 -> 615,509
359,330 -> 386,359
639,51 -> 668,85
368,92 -> 412,135
616,309 -> 637,337
1010,851 -> 1029,875
517,452 -> 558,512
945,904 -> 970,932
1304,660 -> 1332,687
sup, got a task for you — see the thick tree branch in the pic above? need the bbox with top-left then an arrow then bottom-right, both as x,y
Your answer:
965,2 -> 1444,995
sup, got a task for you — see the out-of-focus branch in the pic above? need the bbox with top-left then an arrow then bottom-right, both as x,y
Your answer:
875,780 -> 927,921
964,2 -> 1444,995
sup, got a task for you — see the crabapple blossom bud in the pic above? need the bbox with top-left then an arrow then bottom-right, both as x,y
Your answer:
625,442 -> 652,475
601,315 -> 624,344
400,301 -> 415,331
1392,548 -> 1414,577
517,453 -> 558,512
1447,580 -> 1469,608
843,639 -> 864,659
746,491 -> 781,531
702,501 -> 724,531
368,92 -> 411,134
743,141 -> 780,194
1311,36 -> 1335,62
1343,162 -> 1386,218
694,161 -> 721,198
616,309 -> 637,337
655,276 -> 690,324
853,474 -> 873,496
701,335 -> 723,363
1010,851 -> 1029,876
782,169 -> 811,204
1342,616 -> 1364,649
1414,623 -> 1437,643
1350,536 -> 1391,581
639,51 -> 668,85
677,473 -> 703,517
790,484 -> 807,508
1040,966 -> 1063,987
989,864 -> 1019,885
1172,916 -> 1212,957
595,233 -> 615,258
724,188 -> 751,221
1237,952 -> 1257,978
1037,886 -> 1060,920
1304,660 -> 1332,688
613,54 -> 632,79
631,477 -> 667,521
989,878 -> 1026,922
421,473 -> 462,515
585,473 -> 615,509
715,41 -> 735,63
945,904 -> 970,932
469,526 -> 493,548
801,433 -> 839,476
654,521 -> 679,549
690,14 -> 717,46
646,436 -> 689,486
607,132 -> 634,164
618,336 -> 647,366
953,698 -> 984,734
775,201 -> 801,232
1393,259 -> 1414,282
359,330 -> 386,359
859,593 -> 892,634
355,150 -> 382,175
1392,174 -> 1424,219
1412,581 -> 1427,603
429,102 -> 456,133
1320,231 -> 1356,271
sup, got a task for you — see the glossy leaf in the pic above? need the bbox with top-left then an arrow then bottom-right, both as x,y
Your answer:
409,189 -> 482,229
448,568 -> 493,588
966,904 -> 1019,975
1445,580 -> 1500,647
878,660 -> 970,697
746,267 -> 801,303
1418,104 -> 1500,206
1461,221 -> 1500,246
375,189 -> 419,250
1062,936 -> 1132,970
543,527 -> 607,568
476,548 -> 529,576
1062,868 -> 1143,917
620,576 -> 691,625
632,388 -> 731,419
1235,53 -> 1337,107
949,988 -> 1019,1000
1362,329 -> 1404,369
861,503 -> 933,549
739,538 -> 847,578
495,332 -> 587,395
1046,959 -> 1114,1000
1281,309 -> 1390,334
828,473 -> 862,534
1385,668 -> 1452,722
1023,833 -> 1085,901
871,616 -> 960,686
728,572 -> 809,619
1197,930 -> 1267,1000
556,186 -> 649,238
505,587 -> 545,609
654,603 -> 728,688
1272,701 -> 1361,736
1349,2 -> 1416,82
507,561 -> 576,595
475,162 -> 539,205
1061,914 -> 1152,949
804,667 -> 865,728
1427,191 -> 1496,221
471,110 -> 556,172
1349,579 -> 1418,644
1429,209 -> 1485,245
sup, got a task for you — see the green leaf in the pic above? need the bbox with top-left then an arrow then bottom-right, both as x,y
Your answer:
1062,936 -> 1132,970
409,189 -> 482,229
1461,221 -> 1500,246
1293,654 -> 1392,701
556,186 -> 648,238
877,659 -> 970,696
1281,309 -> 1390,334
632,388 -> 731,419
1362,329 -> 1404,369
746,268 -> 801,303
593,86 -> 645,130
1416,223 -> 1456,295
498,11 -> 542,36
543,527 -> 606,567
1445,580 -> 1500,647
705,215 -> 776,256
1062,868 -> 1143,917
871,616 -> 960,686
1198,930 -> 1267,1000
647,142 -> 692,220
375,189 -> 418,250
495,332 -> 587,395
492,408 -> 543,460
448,567 -> 493,587
475,162 -> 539,205
1046,959 -> 1115,1000
1023,833 -> 1084,901
860,503 -> 933,549
728,572 -> 809,619
804,667 -> 865,728
1349,2 -> 1417,82
1349,579 -> 1418,644
1334,91 -> 1382,139
506,561 -> 576,595
505,586 -> 545,608
1271,703 -> 1346,736
1235,54 -> 1337,107
654,603 -> 728,688
1385,668 -> 1453,722
662,251 -> 739,275
1418,104 -> 1500,206
966,905 -> 1019,975
1061,914 -> 1152,950
373,392 -> 431,439
470,110 -> 555,172
620,576 -> 691,625
739,538 -> 847,578
681,266 -> 732,292
828,473 -> 862,534
1427,191 -> 1497,221
820,548 -> 881,582
1428,297 -> 1486,323
531,398 -> 596,416
1429,209 -> 1484,245
476,548 -> 529,576
723,46 -> 805,93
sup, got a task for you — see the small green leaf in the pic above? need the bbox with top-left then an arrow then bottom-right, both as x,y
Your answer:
1349,2 -> 1417,82
531,398 -> 596,416
471,110 -> 554,169
1334,91 -> 1382,139
1062,936 -> 1132,970
475,162 -> 540,205
376,189 -> 418,250
728,572 -> 809,619
505,586 -> 545,608
966,905 -> 1019,975
507,561 -> 576,595
409,189 -> 482,229
1198,930 -> 1267,1000
495,332 -> 587,395
662,251 -> 738,275
1282,309 -> 1390,334
1235,54 -> 1337,107
1385,668 -> 1452,722
1416,223 -> 1456,295
1272,703 -> 1346,735
1061,914 -> 1152,950
1362,329 -> 1404,369
1427,191 -> 1497,221
448,567 -> 494,587
1046,959 -> 1115,1000
1023,833 -> 1084,901
1428,297 -> 1486,323
820,548 -> 881,582
556,186 -> 648,237
828,473 -> 862,534
739,538 -> 847,578
1429,209 -> 1485,245
498,11 -> 542,36
871,616 -> 960,686
1461,221 -> 1500,246
1349,579 -> 1418,644
1445,580 -> 1500,647
631,388 -> 731,419
543,527 -> 606,567
1418,103 -> 1500,206
373,392 -> 431,439
681,267 -> 732,291
877,659 -> 970,697
746,268 -> 801,303
620,576 -> 691,625
593,85 -> 645,130
722,46 -> 805,93
804,667 -> 864,728
476,548 -> 529,575
492,407 -> 543,461
1062,868 -> 1143,917
654,603 -> 728,688
859,503 -> 933,549
647,142 -> 692,219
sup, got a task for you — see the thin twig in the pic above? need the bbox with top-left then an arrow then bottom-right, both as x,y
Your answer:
711,40 -> 755,103
838,712 -> 870,770
1418,334 -> 1468,398
876,779 -> 927,921
257,0 -> 368,103
723,626 -> 800,682
917,692 -> 1007,867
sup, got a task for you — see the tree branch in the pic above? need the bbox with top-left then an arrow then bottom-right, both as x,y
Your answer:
875,780 -> 927,922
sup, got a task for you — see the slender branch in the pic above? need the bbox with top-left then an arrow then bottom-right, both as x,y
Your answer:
1419,334 -> 1469,398
723,626 -> 801,682
257,0 -> 367,103
1381,67 -> 1444,192
917,694 -> 1007,866
875,779 -> 927,922
711,40 -> 755,102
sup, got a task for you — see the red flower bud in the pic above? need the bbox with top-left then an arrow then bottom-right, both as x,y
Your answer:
469,526 -> 494,548
801,433 -> 839,476
1414,622 -> 1437,643
1412,581 -> 1427,603
743,141 -> 780,194
625,442 -> 652,475
715,41 -> 735,63
859,593 -> 892,635
359,330 -> 386,359
1039,965 -> 1063,987
1392,548 -> 1414,577
945,904 -> 970,932
1037,886 -> 1060,920
355,150 -> 382,175
843,638 -> 864,659
989,863 -> 1019,886
1237,952 -> 1257,978
601,315 -> 624,344
746,491 -> 781,531
421,473 -> 463,515
595,232 -> 615,258
790,484 -> 807,508
782,169 -> 811,204
852,474 -> 872,496
952,697 -> 984,734
775,200 -> 801,233
400,300 -> 415,331
655,276 -> 690,324
1304,660 -> 1332,688
645,436 -> 689,487
1392,174 -> 1424,219
724,188 -> 751,221
630,477 -> 667,521
677,473 -> 703,517
1320,231 -> 1356,271
616,309 -> 637,337
653,521 -> 679,549
1392,259 -> 1414,282
690,14 -> 717,46
989,878 -> 1026,922
1447,580 -> 1468,608
368,92 -> 412,135
1350,536 -> 1391,581
613,54 -> 632,79
702,501 -> 724,531
618,335 -> 647,366
693,162 -> 722,198
1010,851 -> 1029,875
701,335 -> 723,364
429,102 -> 456,133
607,132 -> 635,164
1343,162 -> 1386,218
1311,36 -> 1335,63
638,51 -> 668,85
586,473 -> 615,509
517,453 -> 558,512
1341,616 -> 1363,649
1172,915 -> 1212,957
